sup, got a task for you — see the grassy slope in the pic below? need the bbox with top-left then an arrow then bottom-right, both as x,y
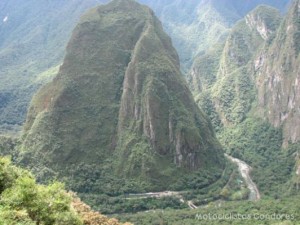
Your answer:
195,5 -> 281,126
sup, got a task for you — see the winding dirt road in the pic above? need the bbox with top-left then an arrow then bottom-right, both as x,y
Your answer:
225,154 -> 261,201
126,191 -> 198,209
125,154 -> 260,210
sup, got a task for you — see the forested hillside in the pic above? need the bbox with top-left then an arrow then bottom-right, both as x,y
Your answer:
189,1 -> 300,197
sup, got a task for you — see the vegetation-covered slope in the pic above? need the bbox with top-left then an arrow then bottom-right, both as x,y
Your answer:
192,5 -> 281,128
189,3 -> 300,197
190,0 -> 300,145
20,0 -> 224,198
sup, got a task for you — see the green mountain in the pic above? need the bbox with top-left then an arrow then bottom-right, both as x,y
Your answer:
1,0 -> 300,222
20,0 -> 224,197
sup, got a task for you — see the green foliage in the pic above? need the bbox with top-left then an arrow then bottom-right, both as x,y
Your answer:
0,157 -> 23,194
45,160 -> 227,214
75,160 -> 241,214
0,0 -> 289,133
141,0 -> 289,73
0,207 -> 35,225
190,51 -> 218,92
0,135 -> 18,159
191,4 -> 283,128
196,91 -> 223,131
212,67 -> 255,124
0,157 -> 82,224
81,194 -> 187,214
171,167 -> 223,191
115,132 -> 156,179
189,4 -> 299,202
251,5 -> 282,32
220,168 -> 250,201
180,160 -> 248,205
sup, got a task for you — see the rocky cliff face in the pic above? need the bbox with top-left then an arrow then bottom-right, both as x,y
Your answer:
190,0 -> 300,145
190,5 -> 281,129
21,0 -> 224,192
256,0 -> 300,145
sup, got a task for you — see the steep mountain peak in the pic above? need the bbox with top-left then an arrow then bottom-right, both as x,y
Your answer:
245,5 -> 281,40
21,0 -> 224,193
107,0 -> 141,8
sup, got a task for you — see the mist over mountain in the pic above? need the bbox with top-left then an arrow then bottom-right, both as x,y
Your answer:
139,0 -> 291,71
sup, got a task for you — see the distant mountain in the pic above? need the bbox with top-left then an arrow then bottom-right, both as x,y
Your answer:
0,0 -> 107,133
139,0 -> 291,71
20,0 -> 224,196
